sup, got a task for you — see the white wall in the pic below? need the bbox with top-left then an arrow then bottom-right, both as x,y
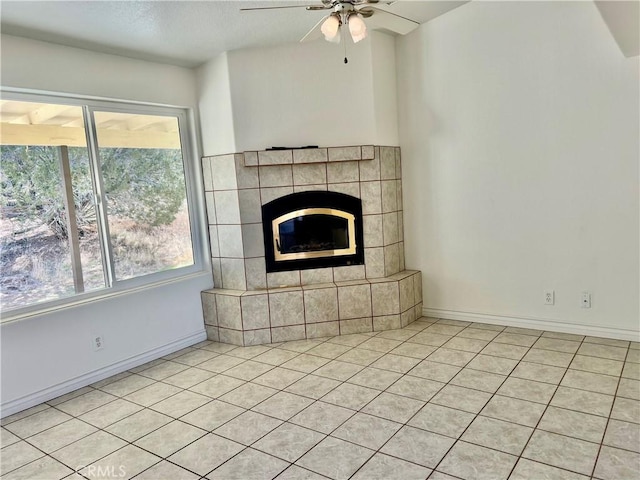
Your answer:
197,31 -> 399,156
371,32 -> 399,147
397,2 -> 640,338
0,35 -> 212,414
197,52 -> 236,156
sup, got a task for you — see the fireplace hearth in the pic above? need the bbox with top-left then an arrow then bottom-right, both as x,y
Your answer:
200,145 -> 423,345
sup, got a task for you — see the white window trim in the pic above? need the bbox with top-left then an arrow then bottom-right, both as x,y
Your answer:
0,88 -> 208,323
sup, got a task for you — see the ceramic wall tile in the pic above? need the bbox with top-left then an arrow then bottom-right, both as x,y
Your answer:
241,295 -> 270,330
329,182 -> 360,199
201,292 -> 217,327
215,294 -> 242,330
294,184 -> 328,193
363,214 -> 383,248
270,290 -> 305,327
361,181 -> 382,215
293,148 -> 328,164
205,326 -> 219,342
306,321 -> 340,339
371,282 -> 400,316
380,147 -> 396,180
259,165 -> 293,188
383,212 -> 399,245
208,226 -> 220,257
414,273 -> 423,304
217,225 -> 244,258
211,257 -> 222,288
235,154 -> 259,189
202,157 -> 213,191
328,146 -> 361,162
214,190 -> 241,224
384,244 -> 400,277
400,276 -> 415,312
374,315 -> 402,331
267,270 -> 301,288
359,156 -> 380,182
245,257 -> 267,290
260,186 -> 294,205
241,223 -> 265,258
211,154 -> 238,190
220,258 -> 246,290
340,318 -> 373,335
361,145 -> 375,160
272,326 -> 306,343
238,189 -> 262,224
219,328 -> 243,346
381,181 -> 398,213
338,284 -> 372,319
398,242 -> 406,271
205,192 -> 217,225
244,329 -> 271,346
301,268 -> 334,285
293,164 -> 327,186
304,287 -> 339,323
365,247 -> 385,279
243,151 -> 258,167
327,161 -> 359,184
258,150 -> 293,166
333,265 -> 366,282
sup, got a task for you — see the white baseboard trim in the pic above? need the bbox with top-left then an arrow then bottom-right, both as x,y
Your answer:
1,329 -> 207,418
422,308 -> 640,341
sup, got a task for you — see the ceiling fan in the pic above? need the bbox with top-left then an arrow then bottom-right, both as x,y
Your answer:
240,0 -> 420,45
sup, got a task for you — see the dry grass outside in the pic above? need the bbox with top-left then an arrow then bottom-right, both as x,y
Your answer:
0,205 -> 194,312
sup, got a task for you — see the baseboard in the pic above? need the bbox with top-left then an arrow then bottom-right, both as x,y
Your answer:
422,308 -> 640,342
1,329 -> 207,418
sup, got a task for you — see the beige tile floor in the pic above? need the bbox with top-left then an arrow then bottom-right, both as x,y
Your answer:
2,317 -> 639,480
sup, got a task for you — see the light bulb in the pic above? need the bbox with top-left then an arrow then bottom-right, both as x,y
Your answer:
348,13 -> 367,43
321,14 -> 341,43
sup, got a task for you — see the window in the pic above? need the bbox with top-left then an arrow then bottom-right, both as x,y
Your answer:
0,94 -> 201,317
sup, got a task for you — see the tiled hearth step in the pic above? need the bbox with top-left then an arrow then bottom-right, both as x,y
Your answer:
202,270 -> 423,346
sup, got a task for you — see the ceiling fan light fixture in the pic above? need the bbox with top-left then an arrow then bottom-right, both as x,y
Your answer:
348,12 -> 367,43
321,14 -> 341,43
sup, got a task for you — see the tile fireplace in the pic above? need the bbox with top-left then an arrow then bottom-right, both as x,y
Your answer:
200,145 -> 422,346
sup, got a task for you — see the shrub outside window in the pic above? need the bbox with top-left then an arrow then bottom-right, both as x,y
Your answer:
0,94 -> 201,318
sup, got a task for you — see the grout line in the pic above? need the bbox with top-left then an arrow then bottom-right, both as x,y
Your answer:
4,319 -> 638,480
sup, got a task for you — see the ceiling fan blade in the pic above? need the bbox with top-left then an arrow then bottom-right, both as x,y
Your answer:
240,4 -> 322,11
359,6 -> 420,35
300,14 -> 328,42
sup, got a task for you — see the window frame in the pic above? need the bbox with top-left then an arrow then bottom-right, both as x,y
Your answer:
0,89 -> 207,323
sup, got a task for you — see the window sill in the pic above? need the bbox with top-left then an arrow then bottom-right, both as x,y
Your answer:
0,268 -> 211,325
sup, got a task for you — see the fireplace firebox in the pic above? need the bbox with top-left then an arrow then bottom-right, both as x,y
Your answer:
262,191 -> 364,272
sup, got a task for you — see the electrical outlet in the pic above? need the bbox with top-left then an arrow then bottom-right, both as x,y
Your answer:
92,335 -> 105,351
544,290 -> 555,305
581,292 -> 591,309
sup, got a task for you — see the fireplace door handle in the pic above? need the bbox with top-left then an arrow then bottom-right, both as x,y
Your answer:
275,238 -> 281,253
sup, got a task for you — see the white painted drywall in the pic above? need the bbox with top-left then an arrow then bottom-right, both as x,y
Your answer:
226,37 -> 376,152
397,2 -> 639,336
0,35 -> 212,413
371,32 -> 399,146
197,31 -> 400,155
197,52 -> 237,156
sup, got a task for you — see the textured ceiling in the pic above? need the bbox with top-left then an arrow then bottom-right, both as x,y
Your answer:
0,1 -> 468,68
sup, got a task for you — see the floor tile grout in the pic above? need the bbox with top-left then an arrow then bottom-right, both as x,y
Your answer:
2,318 -> 638,480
